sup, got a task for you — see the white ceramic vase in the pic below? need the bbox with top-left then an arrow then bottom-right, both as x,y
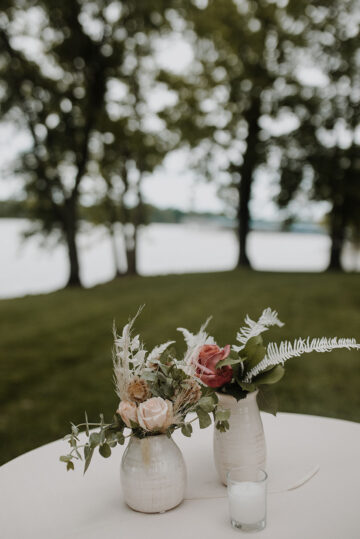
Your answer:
214,391 -> 266,485
121,434 -> 186,513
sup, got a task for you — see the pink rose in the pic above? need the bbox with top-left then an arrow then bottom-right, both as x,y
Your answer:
137,397 -> 174,432
117,400 -> 138,428
196,344 -> 233,388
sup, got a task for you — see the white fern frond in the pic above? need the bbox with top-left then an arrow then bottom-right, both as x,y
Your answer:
146,341 -> 175,365
113,306 -> 145,399
177,327 -> 195,348
233,308 -> 284,352
178,317 -> 215,374
245,337 -> 360,381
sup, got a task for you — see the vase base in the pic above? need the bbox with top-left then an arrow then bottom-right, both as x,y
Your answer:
231,518 -> 266,533
125,498 -> 184,514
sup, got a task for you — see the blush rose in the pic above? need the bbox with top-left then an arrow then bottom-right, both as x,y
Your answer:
117,400 -> 138,427
137,397 -> 174,432
196,344 -> 233,388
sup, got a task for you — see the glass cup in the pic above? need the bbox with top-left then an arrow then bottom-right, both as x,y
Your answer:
227,467 -> 267,532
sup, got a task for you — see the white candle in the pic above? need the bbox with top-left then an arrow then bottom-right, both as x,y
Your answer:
228,481 -> 266,525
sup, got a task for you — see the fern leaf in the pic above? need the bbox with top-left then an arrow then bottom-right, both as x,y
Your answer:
147,341 -> 175,364
245,337 -> 360,381
233,308 -> 284,352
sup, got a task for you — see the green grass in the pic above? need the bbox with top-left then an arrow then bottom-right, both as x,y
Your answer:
1,269 -> 360,465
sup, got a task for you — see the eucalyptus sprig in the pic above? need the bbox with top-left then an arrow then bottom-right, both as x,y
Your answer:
60,412 -> 127,473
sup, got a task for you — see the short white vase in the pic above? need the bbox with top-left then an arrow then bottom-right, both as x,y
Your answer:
121,434 -> 186,513
214,391 -> 266,485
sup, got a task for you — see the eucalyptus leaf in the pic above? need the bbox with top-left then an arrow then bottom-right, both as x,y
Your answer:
116,432 -> 125,445
181,423 -> 193,437
99,444 -> 111,458
89,432 -> 101,448
198,396 -> 216,413
84,447 -> 95,474
85,411 -> 90,437
196,408 -> 212,429
215,408 -> 230,422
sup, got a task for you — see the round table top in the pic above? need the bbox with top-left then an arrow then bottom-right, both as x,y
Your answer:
1,412 -> 360,539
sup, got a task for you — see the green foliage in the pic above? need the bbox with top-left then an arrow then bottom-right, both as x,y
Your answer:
181,423 -> 193,437
214,407 -> 230,433
196,408 -> 212,429
60,412 -> 126,473
256,387 -> 279,417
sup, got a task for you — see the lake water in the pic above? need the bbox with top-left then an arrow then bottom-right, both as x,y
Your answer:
1,219 -> 359,299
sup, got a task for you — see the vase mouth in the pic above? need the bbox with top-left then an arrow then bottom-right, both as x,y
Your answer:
131,433 -> 170,442
216,390 -> 258,403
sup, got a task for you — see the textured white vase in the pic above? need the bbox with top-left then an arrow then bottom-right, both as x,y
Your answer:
214,391 -> 266,485
121,434 -> 186,513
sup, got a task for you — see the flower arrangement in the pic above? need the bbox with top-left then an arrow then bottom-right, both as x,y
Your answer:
60,309 -> 222,472
180,307 -> 360,414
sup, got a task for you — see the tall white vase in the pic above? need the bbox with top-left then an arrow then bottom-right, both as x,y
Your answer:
121,434 -> 186,513
214,391 -> 266,485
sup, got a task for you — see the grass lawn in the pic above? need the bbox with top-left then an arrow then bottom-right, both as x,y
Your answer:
1,269 -> 360,465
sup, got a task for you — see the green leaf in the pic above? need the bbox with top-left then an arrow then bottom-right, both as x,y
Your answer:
215,408 -> 230,422
89,432 -> 101,448
181,423 -> 193,437
256,387 -> 278,416
99,443 -> 111,458
196,408 -> 212,429
243,343 -> 266,371
198,396 -> 216,413
216,356 -> 243,369
216,420 -> 230,433
69,437 -> 77,448
253,365 -> 285,386
85,411 -> 90,437
84,446 -> 95,474
66,461 -> 75,471
141,370 -> 157,382
116,432 -> 125,445
245,335 -> 263,349
237,381 -> 257,392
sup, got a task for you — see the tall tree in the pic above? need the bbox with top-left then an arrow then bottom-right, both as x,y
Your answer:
0,0 -> 171,285
277,0 -> 360,271
163,0 -> 310,267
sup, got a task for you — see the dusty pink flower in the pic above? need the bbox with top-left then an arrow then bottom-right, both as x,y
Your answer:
137,397 -> 174,432
196,344 -> 233,388
117,400 -> 138,427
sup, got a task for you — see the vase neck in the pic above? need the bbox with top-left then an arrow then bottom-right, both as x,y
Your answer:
216,390 -> 258,409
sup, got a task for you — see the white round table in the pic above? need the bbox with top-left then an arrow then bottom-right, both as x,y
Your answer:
1,413 -> 360,539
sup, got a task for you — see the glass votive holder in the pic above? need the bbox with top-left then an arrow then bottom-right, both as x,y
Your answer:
227,467 -> 267,533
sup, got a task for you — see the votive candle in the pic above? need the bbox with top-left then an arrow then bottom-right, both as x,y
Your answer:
227,467 -> 267,532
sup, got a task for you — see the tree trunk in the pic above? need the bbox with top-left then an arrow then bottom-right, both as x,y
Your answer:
236,97 -> 261,268
125,225 -> 138,276
109,222 -> 123,277
327,204 -> 346,272
63,198 -> 82,287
